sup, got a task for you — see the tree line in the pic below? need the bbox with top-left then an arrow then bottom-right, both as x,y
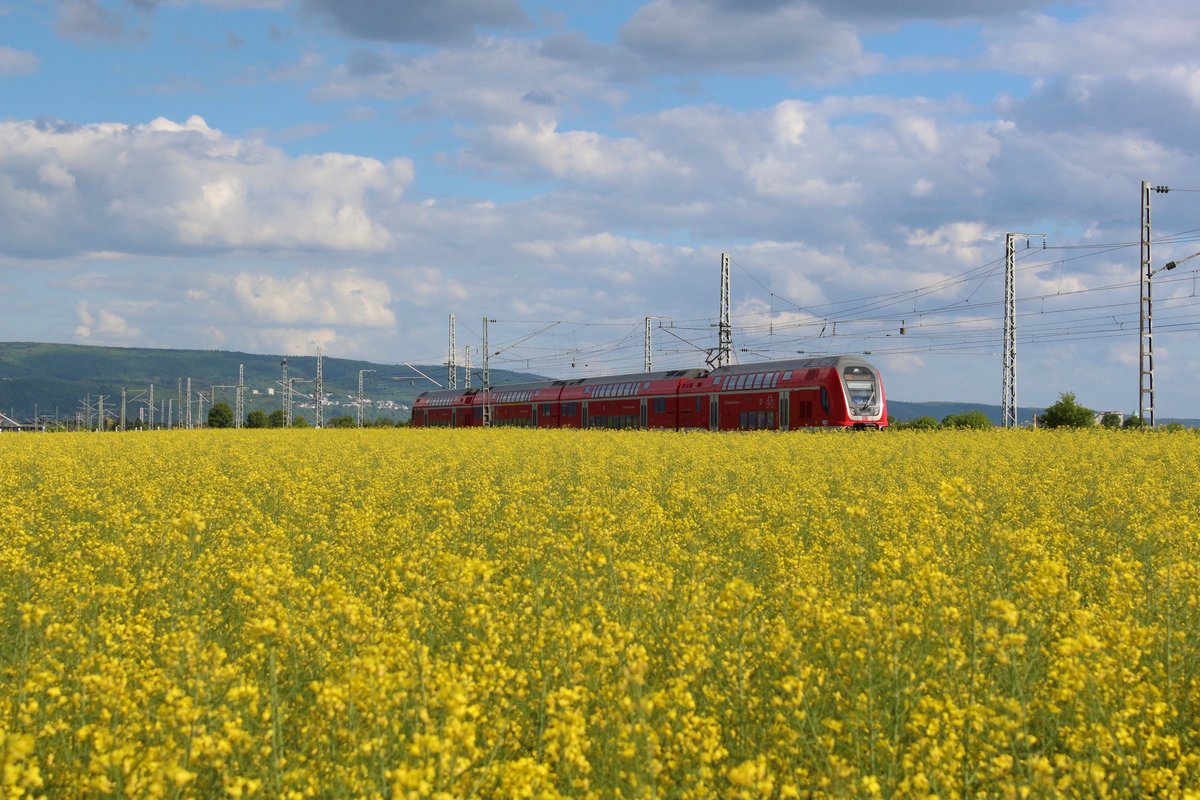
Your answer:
890,392 -> 1191,431
204,402 -> 404,429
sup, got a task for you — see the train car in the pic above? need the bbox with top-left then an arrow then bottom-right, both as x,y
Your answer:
486,380 -> 560,428
411,355 -> 885,431
680,355 -> 886,430
555,369 -> 706,430
410,387 -> 479,428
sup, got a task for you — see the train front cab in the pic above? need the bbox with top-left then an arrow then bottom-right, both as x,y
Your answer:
839,360 -> 887,429
698,356 -> 886,431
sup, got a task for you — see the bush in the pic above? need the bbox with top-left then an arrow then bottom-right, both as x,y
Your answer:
895,416 -> 941,431
207,402 -> 234,429
941,411 -> 993,430
1040,392 -> 1095,429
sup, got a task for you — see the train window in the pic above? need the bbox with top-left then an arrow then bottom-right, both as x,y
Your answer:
564,402 -> 578,416
654,398 -> 666,414
782,371 -> 792,381
752,374 -> 764,389
713,376 -> 722,385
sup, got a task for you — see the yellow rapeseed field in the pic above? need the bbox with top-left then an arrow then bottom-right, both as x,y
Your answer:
2,428 -> 1200,798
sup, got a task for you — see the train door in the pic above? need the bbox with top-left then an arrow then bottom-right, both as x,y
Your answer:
639,398 -> 647,429
709,395 -> 718,431
780,392 -> 789,430
583,401 -> 589,429
532,404 -> 538,427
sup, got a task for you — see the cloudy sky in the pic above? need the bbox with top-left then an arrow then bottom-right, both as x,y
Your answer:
3,0 -> 1200,416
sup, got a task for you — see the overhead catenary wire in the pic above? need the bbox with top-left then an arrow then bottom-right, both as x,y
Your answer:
432,227 -> 1200,379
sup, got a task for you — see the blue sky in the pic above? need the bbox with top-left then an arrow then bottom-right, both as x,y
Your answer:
3,0 -> 1200,417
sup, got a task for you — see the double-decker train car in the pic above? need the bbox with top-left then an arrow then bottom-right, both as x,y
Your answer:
410,355 -> 886,430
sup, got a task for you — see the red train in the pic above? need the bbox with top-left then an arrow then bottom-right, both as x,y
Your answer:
411,355 -> 887,431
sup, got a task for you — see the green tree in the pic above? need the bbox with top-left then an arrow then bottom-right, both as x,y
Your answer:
1099,412 -> 1122,429
1040,392 -> 1095,429
246,410 -> 268,428
941,410 -> 993,430
267,409 -> 286,428
371,417 -> 396,428
207,401 -> 234,429
895,416 -> 940,430
1123,413 -> 1142,429
327,415 -> 356,428
291,415 -> 309,428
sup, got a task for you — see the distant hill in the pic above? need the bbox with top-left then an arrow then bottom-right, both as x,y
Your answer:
0,342 -> 541,424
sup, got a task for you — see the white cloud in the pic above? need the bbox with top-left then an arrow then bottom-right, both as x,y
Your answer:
0,46 -> 39,75
74,300 -> 141,342
980,0 -> 1198,79
907,222 -> 992,264
464,119 -> 689,184
0,116 -> 413,257
231,270 -> 396,328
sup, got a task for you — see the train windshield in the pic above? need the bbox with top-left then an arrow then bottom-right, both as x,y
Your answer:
842,366 -> 878,411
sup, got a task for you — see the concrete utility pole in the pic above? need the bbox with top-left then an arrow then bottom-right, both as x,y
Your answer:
448,314 -> 457,390
357,369 -> 375,427
1001,233 -> 1045,428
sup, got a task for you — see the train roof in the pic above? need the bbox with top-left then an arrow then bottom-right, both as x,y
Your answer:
414,386 -> 477,400
709,355 -> 876,375
549,368 -> 707,387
